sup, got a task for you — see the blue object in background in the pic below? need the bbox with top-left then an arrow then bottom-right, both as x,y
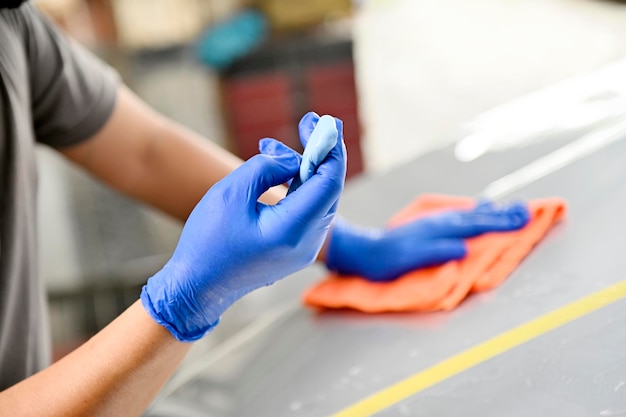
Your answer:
196,9 -> 269,70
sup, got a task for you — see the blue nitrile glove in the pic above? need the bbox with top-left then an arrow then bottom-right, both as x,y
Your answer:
259,112 -> 530,283
325,201 -> 530,282
141,136 -> 347,341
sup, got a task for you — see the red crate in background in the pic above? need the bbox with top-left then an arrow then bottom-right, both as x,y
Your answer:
222,73 -> 299,160
219,37 -> 364,179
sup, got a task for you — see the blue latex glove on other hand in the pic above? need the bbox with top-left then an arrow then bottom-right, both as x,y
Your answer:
325,201 -> 530,282
259,112 -> 531,283
141,125 -> 347,341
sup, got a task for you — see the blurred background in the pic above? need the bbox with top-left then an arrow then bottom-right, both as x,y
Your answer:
34,0 -> 626,359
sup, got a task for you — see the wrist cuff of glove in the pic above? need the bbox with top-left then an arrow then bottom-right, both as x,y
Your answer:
325,217 -> 347,273
325,217 -> 378,276
140,286 -> 220,342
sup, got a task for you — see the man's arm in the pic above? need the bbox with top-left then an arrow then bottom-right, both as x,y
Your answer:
0,98 -> 346,416
57,88 -> 530,277
59,85 -> 287,221
0,301 -> 191,417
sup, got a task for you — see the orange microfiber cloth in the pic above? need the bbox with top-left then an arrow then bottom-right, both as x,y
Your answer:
303,194 -> 567,313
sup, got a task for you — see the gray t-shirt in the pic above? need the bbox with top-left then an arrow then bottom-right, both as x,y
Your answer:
0,4 -> 117,389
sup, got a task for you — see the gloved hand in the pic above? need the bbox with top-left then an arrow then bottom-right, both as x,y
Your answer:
325,201 -> 530,282
259,112 -> 530,283
141,130 -> 347,341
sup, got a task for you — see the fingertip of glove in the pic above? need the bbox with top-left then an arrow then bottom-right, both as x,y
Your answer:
258,137 -> 276,153
475,200 -> 531,229
504,201 -> 531,228
299,111 -> 320,128
304,111 -> 320,119
333,116 -> 344,133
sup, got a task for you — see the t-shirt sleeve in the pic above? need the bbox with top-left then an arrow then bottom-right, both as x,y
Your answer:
22,4 -> 119,148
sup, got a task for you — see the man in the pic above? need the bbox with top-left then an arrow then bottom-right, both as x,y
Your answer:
0,2 -> 529,415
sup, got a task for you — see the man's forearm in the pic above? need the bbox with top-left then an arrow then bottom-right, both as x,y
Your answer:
60,86 -> 286,222
0,301 -> 190,417
133,113 -> 288,219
